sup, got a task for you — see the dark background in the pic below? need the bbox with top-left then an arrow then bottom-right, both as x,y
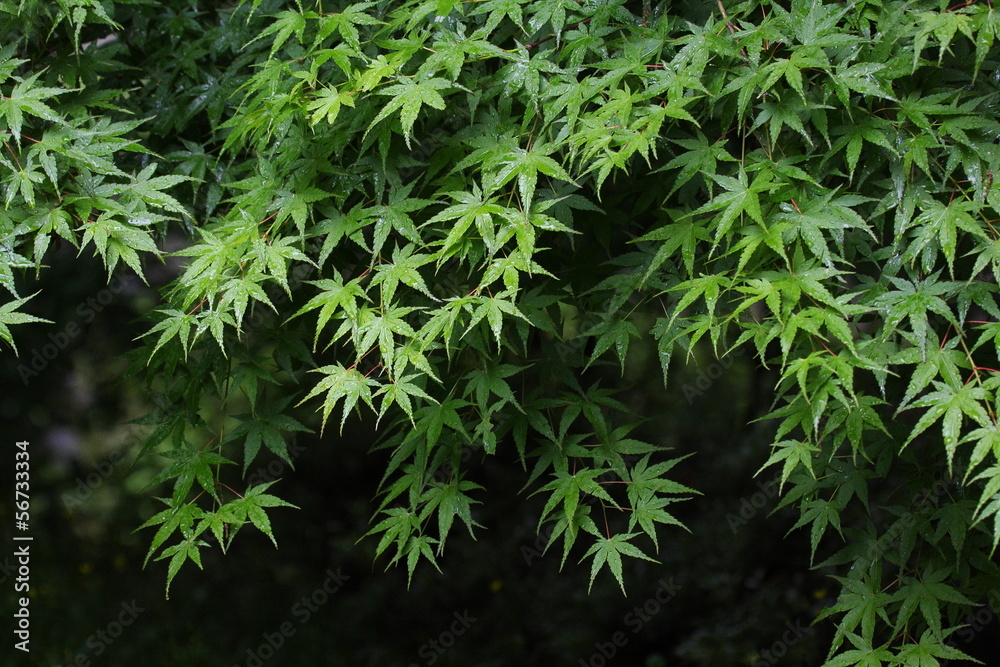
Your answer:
3,251 -> 1000,666
0,245 -> 974,667
0,249 -> 840,667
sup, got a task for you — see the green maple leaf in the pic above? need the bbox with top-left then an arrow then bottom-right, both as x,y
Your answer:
0,293 -> 52,354
580,533 -> 658,594
368,77 -> 450,149
299,363 -> 381,434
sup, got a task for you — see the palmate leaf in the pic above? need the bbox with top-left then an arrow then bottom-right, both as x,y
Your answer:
313,2 -> 381,50
366,504 -> 417,554
626,454 -> 697,503
659,131 -> 738,197
355,304 -> 419,373
471,0 -> 528,34
79,213 -> 161,282
369,244 -> 435,303
971,492 -> 1000,557
628,495 -> 687,552
970,465 -> 1000,555
0,71 -> 68,141
913,10 -> 974,68
218,271 -> 278,330
307,85 -> 356,126
463,363 -> 523,422
695,168 -> 777,244
367,77 -> 450,149
0,292 -> 52,354
900,196 -> 989,275
960,425 -> 1000,483
774,190 -> 874,268
464,294 -> 528,349
298,363 -> 381,434
819,631 -> 893,667
250,9 -> 309,57
291,275 -> 366,349
155,535 -> 208,600
363,508 -> 443,587
273,186 -> 330,236
830,62 -> 895,103
872,275 -> 959,359
225,481 -> 299,548
495,44 -> 565,98
816,575 -> 893,651
830,113 -> 894,179
757,439 -> 819,491
788,497 -> 844,565
532,467 -> 616,568
146,444 -> 236,505
428,186 -> 506,261
488,143 -> 574,211
375,373 -> 436,424
365,187 -> 431,256
417,33 -> 509,81
418,477 -> 484,553
635,216 -> 709,282
893,628 -> 982,665
136,500 -> 204,568
535,467 -> 617,530
892,339 -> 965,413
890,568 -> 975,641
229,397 -> 312,474
195,506 -> 242,553
579,532 -> 658,594
538,504 -> 598,570
901,381 -> 991,475
125,164 -> 197,216
142,309 -> 195,361
404,535 -> 441,587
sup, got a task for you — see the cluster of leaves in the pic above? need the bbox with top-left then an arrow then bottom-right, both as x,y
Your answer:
0,1 -> 196,349
5,0 -> 1000,661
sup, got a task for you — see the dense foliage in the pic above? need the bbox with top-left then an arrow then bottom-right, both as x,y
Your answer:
4,0 -> 1000,662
